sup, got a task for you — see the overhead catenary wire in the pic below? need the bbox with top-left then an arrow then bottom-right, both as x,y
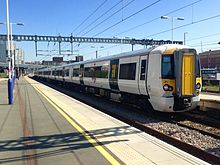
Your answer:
145,14 -> 220,38
72,0 -> 108,34
72,0 -> 136,52
115,0 -> 203,36
190,40 -> 220,47
187,32 -> 220,41
76,0 -> 123,36
52,0 -> 220,62
77,0 -> 157,54
93,0 -> 162,37
64,0 -> 202,53
77,0 -> 202,58
63,0 -> 198,58
84,13 -> 220,59
62,0 -> 120,54
193,43 -> 219,47
38,40 -> 59,62
82,0 -> 136,36
82,44 -> 119,57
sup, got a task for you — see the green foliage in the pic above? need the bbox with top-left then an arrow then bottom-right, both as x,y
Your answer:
202,85 -> 219,92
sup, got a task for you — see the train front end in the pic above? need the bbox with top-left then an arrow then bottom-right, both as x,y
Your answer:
149,45 -> 201,112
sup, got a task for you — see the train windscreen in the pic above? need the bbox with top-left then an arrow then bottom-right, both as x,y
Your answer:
161,54 -> 175,79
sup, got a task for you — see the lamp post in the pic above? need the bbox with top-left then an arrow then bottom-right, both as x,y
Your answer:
0,22 -> 24,78
0,20 -> 24,104
161,16 -> 184,44
184,32 -> 188,45
91,46 -> 104,58
5,0 -> 13,104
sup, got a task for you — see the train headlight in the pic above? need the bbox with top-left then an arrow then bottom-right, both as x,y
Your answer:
163,84 -> 169,91
168,86 -> 173,91
196,83 -> 201,89
163,84 -> 173,91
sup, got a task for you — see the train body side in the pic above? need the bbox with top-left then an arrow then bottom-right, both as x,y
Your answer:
35,44 -> 201,112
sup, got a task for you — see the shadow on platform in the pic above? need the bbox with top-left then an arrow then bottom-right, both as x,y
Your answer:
0,125 -> 137,163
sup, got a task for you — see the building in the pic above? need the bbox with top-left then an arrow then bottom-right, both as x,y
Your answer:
0,40 -> 24,65
42,55 -> 83,66
0,41 -> 7,62
15,48 -> 25,65
199,49 -> 220,69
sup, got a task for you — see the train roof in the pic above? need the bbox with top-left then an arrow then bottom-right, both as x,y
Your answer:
39,44 -> 192,71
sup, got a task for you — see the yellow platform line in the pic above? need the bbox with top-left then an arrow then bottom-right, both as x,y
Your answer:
32,84 -> 121,165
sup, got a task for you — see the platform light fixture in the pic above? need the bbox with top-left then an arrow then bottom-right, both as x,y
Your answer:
0,22 -> 24,78
184,32 -> 188,45
161,16 -> 184,43
91,46 -> 104,58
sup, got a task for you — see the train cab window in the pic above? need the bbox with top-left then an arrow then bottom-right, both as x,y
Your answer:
161,55 -> 175,79
140,60 -> 146,80
119,63 -> 136,80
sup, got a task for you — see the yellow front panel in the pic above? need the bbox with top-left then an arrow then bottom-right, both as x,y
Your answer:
182,55 -> 194,95
162,79 -> 175,93
196,77 -> 202,94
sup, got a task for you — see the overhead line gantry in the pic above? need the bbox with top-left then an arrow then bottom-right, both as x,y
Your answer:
0,34 -> 183,56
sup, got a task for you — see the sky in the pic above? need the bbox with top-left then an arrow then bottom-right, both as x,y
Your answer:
0,0 -> 220,62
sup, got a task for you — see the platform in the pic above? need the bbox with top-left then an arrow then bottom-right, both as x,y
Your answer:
0,77 -> 209,165
199,92 -> 220,110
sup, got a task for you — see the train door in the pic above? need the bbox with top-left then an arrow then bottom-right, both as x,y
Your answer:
175,49 -> 196,97
138,55 -> 149,95
80,64 -> 84,85
109,59 -> 119,91
62,67 -> 65,81
182,54 -> 195,95
54,69 -> 56,80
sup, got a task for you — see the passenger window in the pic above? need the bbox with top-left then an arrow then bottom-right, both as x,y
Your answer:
73,68 -> 79,77
140,60 -> 146,80
119,63 -> 136,80
66,69 -> 69,76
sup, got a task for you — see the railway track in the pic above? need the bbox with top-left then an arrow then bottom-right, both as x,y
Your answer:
169,119 -> 220,140
184,109 -> 220,127
32,77 -> 220,164
168,109 -> 220,140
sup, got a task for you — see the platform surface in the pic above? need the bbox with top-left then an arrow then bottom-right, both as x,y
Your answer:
0,78 -> 113,165
200,92 -> 220,101
0,77 -> 210,165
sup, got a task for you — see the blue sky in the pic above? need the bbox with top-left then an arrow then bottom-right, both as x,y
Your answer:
0,0 -> 220,62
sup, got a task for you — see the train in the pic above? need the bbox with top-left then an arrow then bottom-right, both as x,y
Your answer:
34,44 -> 202,112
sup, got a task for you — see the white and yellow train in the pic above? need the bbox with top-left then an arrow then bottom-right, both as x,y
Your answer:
35,44 -> 201,112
